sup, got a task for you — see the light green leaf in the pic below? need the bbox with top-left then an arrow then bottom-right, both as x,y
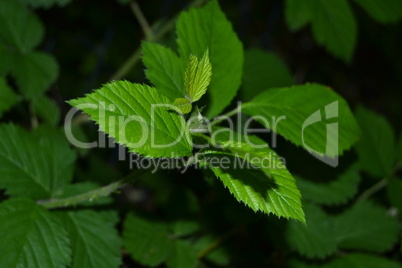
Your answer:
176,0 -> 243,117
142,41 -> 186,99
0,124 -> 76,199
166,240 -> 198,268
354,106 -> 396,177
287,204 -> 336,259
333,201 -> 399,252
326,253 -> 402,268
242,83 -> 360,158
68,81 -> 193,158
387,177 -> 402,214
185,49 -> 212,102
32,95 -> 60,126
58,210 -> 122,268
11,52 -> 59,99
0,77 -> 20,118
123,212 -> 173,267
296,164 -> 360,205
204,129 -> 305,222
17,0 -> 72,9
242,48 -> 293,101
313,0 -> 357,62
0,198 -> 71,268
285,0 -> 313,31
352,0 -> 402,24
0,0 -> 44,53
173,97 -> 192,114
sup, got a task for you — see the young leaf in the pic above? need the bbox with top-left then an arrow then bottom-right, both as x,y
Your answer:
311,0 -> 357,62
0,77 -> 20,118
57,210 -> 122,268
0,124 -> 76,199
242,48 -> 293,101
142,42 -> 186,99
296,164 -> 360,206
68,81 -> 193,158
123,212 -> 173,267
176,0 -> 243,117
173,98 -> 192,114
185,49 -> 212,102
354,106 -> 396,178
0,0 -> 44,53
204,130 -> 305,223
32,95 -> 60,126
352,0 -> 402,24
0,198 -> 71,268
287,204 -> 337,259
166,240 -> 198,268
242,83 -> 359,158
11,52 -> 59,99
333,201 -> 399,252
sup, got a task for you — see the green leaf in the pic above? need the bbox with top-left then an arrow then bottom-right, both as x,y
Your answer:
352,0 -> 402,24
0,124 -> 76,199
296,164 -> 360,205
285,0 -> 313,31
287,204 -> 336,259
387,177 -> 402,214
0,43 -> 13,75
242,83 -> 359,158
311,0 -> 357,62
166,240 -> 198,268
0,0 -> 44,53
194,235 -> 230,266
32,95 -> 60,126
142,41 -> 186,99
123,212 -> 173,267
0,77 -> 19,118
204,129 -> 305,222
354,106 -> 396,177
173,97 -> 193,114
333,201 -> 399,252
58,210 -> 122,268
185,49 -> 212,102
11,52 -> 59,99
242,48 -> 293,101
0,198 -> 71,268
17,0 -> 72,9
176,0 -> 243,117
326,253 -> 402,268
68,81 -> 193,158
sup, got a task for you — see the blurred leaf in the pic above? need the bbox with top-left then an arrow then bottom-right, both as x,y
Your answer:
12,52 -> 59,99
242,49 -> 293,101
285,0 -> 313,31
58,210 -> 122,268
0,0 -> 44,53
296,164 -> 360,205
142,42 -> 185,99
0,43 -> 13,75
0,198 -> 71,268
166,240 -> 198,268
354,106 -> 396,178
123,212 -> 173,267
68,81 -> 193,158
0,77 -> 20,118
32,96 -> 60,126
387,177 -> 402,213
352,0 -> 402,24
17,0 -> 72,9
242,83 -> 360,157
194,235 -> 230,266
287,204 -> 337,259
0,124 -> 76,199
333,201 -> 399,252
326,253 -> 402,268
176,0 -> 243,117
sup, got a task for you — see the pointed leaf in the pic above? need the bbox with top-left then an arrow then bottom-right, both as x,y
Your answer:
185,49 -> 212,102
0,77 -> 20,118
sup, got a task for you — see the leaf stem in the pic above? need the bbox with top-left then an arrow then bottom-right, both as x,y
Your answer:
356,178 -> 388,202
110,0 -> 207,81
130,1 -> 153,40
210,105 -> 244,127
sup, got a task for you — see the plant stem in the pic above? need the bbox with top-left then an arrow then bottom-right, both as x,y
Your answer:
357,178 -> 388,202
29,103 -> 38,129
37,170 -> 146,209
110,0 -> 207,81
210,105 -> 244,127
130,1 -> 153,40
